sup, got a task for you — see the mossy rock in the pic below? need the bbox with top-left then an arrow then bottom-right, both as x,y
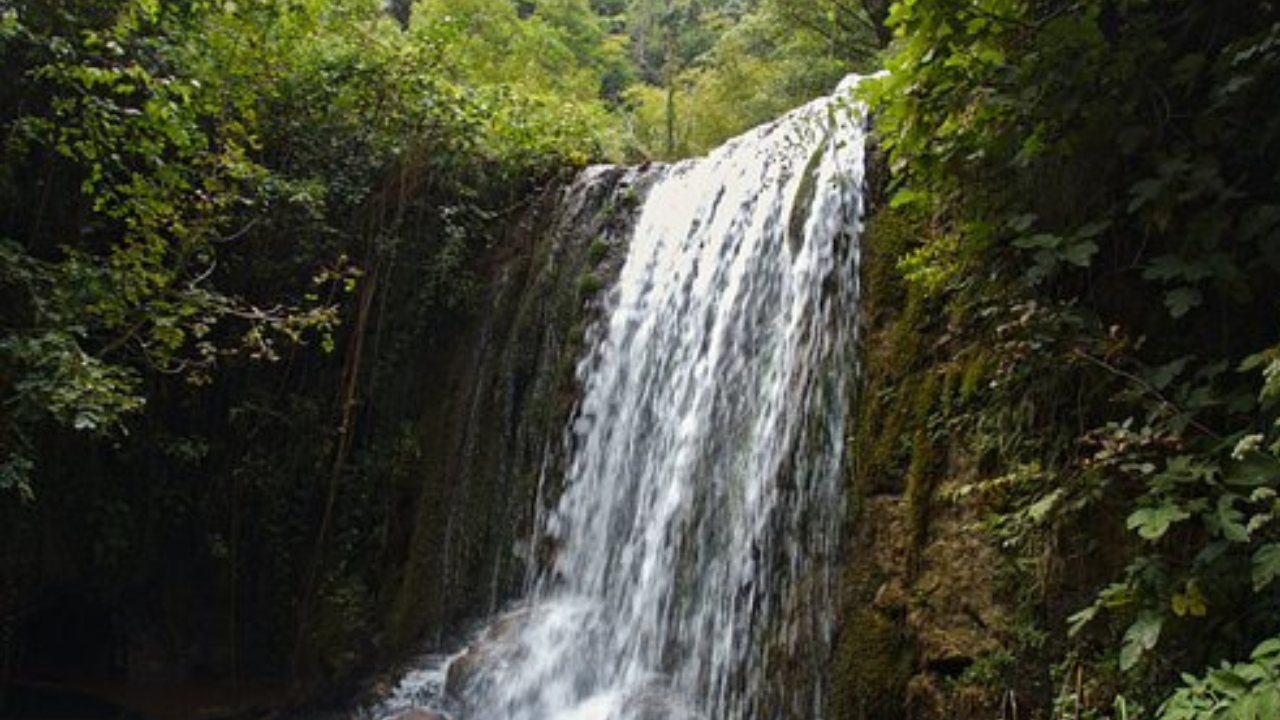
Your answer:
831,606 -> 915,720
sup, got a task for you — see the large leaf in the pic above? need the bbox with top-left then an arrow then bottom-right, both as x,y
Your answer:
1244,685 -> 1280,720
1224,452 -> 1280,487
1213,494 -> 1250,543
1120,611 -> 1164,671
1128,504 -> 1192,541
1250,637 -> 1280,660
1206,668 -> 1249,697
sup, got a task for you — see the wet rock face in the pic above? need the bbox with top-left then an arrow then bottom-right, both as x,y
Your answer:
829,200 -> 1014,720
831,497 -> 917,720
379,164 -> 660,659
834,490 -> 1007,720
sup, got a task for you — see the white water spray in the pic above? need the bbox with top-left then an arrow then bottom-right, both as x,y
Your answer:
373,75 -> 869,720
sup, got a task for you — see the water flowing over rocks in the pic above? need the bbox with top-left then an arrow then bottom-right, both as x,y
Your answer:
366,76 -> 870,720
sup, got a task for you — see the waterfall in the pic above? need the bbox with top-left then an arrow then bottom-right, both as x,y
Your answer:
371,76 -> 868,720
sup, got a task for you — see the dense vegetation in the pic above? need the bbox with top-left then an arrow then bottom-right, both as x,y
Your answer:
862,1 -> 1280,718
4,0 -> 1279,718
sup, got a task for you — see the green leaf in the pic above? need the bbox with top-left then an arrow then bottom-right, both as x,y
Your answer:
1249,685 -> 1280,720
1224,452 -> 1280,487
1250,637 -> 1280,660
1099,580 -> 1138,608
1238,663 -> 1270,683
0,454 -> 35,501
1240,205 -> 1280,242
1144,254 -> 1215,283
1194,540 -> 1230,568
1026,488 -> 1064,524
1074,219 -> 1111,239
890,187 -> 927,208
1006,213 -> 1038,232
1012,232 -> 1062,250
1128,504 -> 1192,540
1147,356 -> 1190,391
1171,580 -> 1207,617
1165,287 -> 1204,318
1241,349 -> 1278,373
1061,239 -> 1099,267
1120,611 -> 1163,671
1129,177 -> 1165,211
1251,543 -> 1280,591
1067,604 -> 1099,636
1213,495 -> 1250,543
1206,668 -> 1249,697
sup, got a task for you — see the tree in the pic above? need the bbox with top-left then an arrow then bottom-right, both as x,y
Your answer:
0,0 -> 344,499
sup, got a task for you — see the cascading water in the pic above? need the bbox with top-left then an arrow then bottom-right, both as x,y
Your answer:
371,76 -> 868,720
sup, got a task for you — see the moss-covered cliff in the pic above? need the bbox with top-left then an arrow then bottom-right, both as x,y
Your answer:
833,203 -> 1018,720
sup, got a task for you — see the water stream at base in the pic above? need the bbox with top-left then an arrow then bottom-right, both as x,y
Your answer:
369,76 -> 869,720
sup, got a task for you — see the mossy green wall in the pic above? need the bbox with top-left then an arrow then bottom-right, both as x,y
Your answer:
832,203 -> 1009,720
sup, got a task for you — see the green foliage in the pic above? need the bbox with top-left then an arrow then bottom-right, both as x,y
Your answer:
866,0 -> 1280,713
409,0 -> 623,160
1062,355 -> 1280,676
620,0 -> 874,158
576,271 -> 603,298
1,0 -> 617,501
1158,637 -> 1280,720
0,0 -> 355,498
